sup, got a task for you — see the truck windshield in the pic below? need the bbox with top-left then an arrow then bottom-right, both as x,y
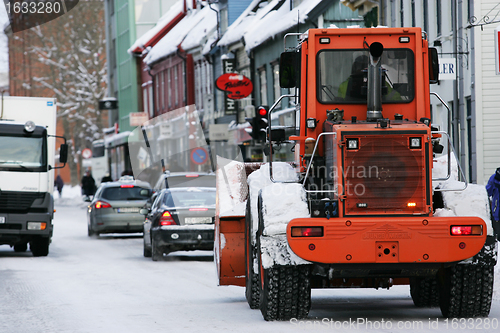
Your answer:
317,48 -> 415,104
0,136 -> 46,171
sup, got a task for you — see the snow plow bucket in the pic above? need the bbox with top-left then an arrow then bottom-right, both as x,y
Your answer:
287,216 -> 487,264
215,158 -> 261,286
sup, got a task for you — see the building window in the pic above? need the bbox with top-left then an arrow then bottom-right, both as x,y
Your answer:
167,68 -> 172,109
273,63 -> 281,108
175,65 -> 179,107
437,0 -> 441,36
423,0 -> 428,33
400,0 -> 404,27
259,67 -> 268,106
161,71 -> 165,110
143,88 -> 148,115
155,74 -> 160,114
411,0 -> 415,27
148,85 -> 154,117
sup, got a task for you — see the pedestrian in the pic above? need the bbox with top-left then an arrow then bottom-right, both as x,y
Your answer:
486,167 -> 500,241
54,174 -> 64,197
81,170 -> 96,200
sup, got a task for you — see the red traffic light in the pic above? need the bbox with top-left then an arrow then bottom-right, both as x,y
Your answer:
258,107 -> 267,116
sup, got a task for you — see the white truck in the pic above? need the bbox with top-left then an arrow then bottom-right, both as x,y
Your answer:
0,96 -> 67,256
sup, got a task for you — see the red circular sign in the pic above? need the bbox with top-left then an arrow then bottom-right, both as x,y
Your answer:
82,148 -> 92,159
216,73 -> 253,100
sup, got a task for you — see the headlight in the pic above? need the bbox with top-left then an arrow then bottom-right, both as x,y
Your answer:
24,121 -> 36,133
409,137 -> 422,149
346,138 -> 359,150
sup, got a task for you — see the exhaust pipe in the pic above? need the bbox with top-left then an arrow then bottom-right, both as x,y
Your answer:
367,42 -> 384,122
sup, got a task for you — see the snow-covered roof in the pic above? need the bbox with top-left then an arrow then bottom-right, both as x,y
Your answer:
128,0 -> 187,55
144,4 -> 217,66
218,0 -> 323,53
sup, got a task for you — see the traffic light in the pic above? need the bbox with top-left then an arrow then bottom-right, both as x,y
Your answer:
252,106 -> 268,141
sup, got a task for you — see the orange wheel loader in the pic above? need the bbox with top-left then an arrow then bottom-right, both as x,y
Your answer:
214,27 -> 497,321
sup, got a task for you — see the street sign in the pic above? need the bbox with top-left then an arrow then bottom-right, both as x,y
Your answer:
438,58 -> 456,80
190,147 -> 209,165
209,124 -> 229,141
216,73 -> 253,99
98,98 -> 118,110
130,112 -> 149,127
82,148 -> 92,159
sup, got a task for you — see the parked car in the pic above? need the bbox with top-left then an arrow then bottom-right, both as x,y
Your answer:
87,176 -> 153,236
142,187 -> 216,260
153,171 -> 215,190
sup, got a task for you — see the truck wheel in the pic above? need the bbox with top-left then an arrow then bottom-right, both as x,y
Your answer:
438,264 -> 494,317
409,276 -> 439,307
30,237 -> 50,257
245,199 -> 260,309
257,194 -> 311,320
13,242 -> 28,252
259,265 -> 311,321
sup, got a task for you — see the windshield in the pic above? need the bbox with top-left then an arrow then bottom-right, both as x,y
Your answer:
317,49 -> 415,104
0,136 -> 46,171
163,189 -> 216,208
101,186 -> 151,201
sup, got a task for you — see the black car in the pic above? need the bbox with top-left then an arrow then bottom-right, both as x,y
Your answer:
143,187 -> 216,260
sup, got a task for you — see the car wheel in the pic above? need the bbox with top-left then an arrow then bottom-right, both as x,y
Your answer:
151,238 -> 162,261
13,242 -> 28,252
30,237 -> 50,257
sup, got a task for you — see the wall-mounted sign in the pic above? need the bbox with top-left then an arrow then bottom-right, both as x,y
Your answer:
438,58 -> 456,80
99,98 -> 118,110
216,73 -> 253,100
129,112 -> 149,127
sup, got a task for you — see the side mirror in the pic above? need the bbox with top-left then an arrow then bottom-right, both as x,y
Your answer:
140,189 -> 150,197
428,48 -> 439,84
139,208 -> 149,215
279,51 -> 300,88
59,143 -> 68,164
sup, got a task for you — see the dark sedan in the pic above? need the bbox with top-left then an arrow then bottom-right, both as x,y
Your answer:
143,187 -> 215,260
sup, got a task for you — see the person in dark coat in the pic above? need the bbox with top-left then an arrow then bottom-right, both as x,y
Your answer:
81,170 -> 96,199
101,173 -> 113,183
54,174 -> 64,197
486,167 -> 500,240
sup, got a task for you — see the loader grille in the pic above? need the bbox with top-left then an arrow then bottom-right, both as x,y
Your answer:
343,133 -> 427,216
0,191 -> 46,213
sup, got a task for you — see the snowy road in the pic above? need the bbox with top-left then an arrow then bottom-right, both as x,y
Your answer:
0,200 -> 499,333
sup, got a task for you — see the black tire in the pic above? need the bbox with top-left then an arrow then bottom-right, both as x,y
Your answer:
259,265 -> 311,321
30,237 -> 50,257
438,264 -> 494,318
410,276 -> 440,307
151,238 -> 161,261
13,242 -> 28,252
143,237 -> 152,258
245,199 -> 260,309
257,193 -> 311,321
87,223 -> 94,237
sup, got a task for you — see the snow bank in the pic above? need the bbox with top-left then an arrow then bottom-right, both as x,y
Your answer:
247,162 -> 298,244
216,157 -> 248,217
245,163 -> 311,268
432,153 -> 494,236
54,185 -> 89,208
260,182 -> 309,236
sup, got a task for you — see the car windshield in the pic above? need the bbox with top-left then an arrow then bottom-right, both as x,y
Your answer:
101,186 -> 150,201
317,48 -> 415,104
163,189 -> 216,208
0,135 -> 45,171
